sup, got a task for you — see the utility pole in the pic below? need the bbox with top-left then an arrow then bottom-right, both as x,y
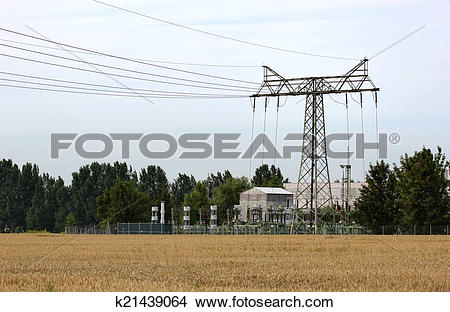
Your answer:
251,58 -> 379,234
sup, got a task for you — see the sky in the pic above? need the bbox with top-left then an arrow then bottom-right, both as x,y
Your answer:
0,0 -> 449,184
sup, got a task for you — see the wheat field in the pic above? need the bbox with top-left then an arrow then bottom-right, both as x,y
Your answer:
0,234 -> 448,291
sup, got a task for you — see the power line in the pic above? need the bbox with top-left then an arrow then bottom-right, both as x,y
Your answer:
350,92 -> 366,174
345,93 -> 350,166
26,25 -> 155,104
0,43 -> 257,90
295,96 -> 306,105
0,38 -> 259,68
327,94 -> 346,106
370,25 -> 426,60
0,71 -> 248,96
0,77 -> 250,98
92,0 -> 358,61
0,82 -> 248,99
0,53 -> 255,92
374,92 -> 379,161
248,98 -> 256,180
349,93 -> 360,105
0,27 -> 260,85
278,96 -> 288,108
261,97 -> 268,166
273,96 -> 280,165
359,93 -> 365,174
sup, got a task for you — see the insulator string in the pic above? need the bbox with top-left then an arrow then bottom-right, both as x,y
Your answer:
274,96 -> 280,165
374,92 -> 379,162
359,93 -> 365,176
346,94 -> 350,167
249,97 -> 256,181
262,97 -> 268,166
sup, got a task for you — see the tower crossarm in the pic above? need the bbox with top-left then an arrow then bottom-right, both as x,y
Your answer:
251,58 -> 379,98
255,65 -> 297,95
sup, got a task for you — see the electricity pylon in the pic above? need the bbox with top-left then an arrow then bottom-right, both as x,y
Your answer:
251,58 -> 379,234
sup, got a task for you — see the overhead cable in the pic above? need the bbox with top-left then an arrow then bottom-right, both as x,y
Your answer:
92,0 -> 358,61
0,38 -> 260,68
0,27 -> 260,84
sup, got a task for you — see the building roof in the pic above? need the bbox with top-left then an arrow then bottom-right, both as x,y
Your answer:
253,187 -> 293,195
284,182 -> 366,188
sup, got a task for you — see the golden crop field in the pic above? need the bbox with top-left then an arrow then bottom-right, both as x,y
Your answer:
0,234 -> 448,292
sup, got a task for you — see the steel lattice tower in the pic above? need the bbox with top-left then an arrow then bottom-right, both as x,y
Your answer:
251,59 -> 379,234
296,90 -> 332,232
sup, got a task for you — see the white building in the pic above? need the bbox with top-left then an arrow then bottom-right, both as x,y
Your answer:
284,182 -> 365,210
239,187 -> 294,223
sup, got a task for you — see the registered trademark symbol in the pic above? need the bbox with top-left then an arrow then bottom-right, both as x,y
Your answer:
389,133 -> 400,144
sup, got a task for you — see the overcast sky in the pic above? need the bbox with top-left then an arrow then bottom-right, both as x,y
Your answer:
0,0 -> 449,184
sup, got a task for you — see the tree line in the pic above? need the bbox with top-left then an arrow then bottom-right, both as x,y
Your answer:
354,147 -> 449,233
3,146 -> 446,233
0,159 -> 287,232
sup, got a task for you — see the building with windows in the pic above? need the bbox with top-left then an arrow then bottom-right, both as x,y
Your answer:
239,187 -> 294,223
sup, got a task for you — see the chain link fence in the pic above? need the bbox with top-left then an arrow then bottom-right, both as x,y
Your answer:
65,225 -> 112,234
366,224 -> 449,235
117,223 -> 172,234
64,223 -> 449,235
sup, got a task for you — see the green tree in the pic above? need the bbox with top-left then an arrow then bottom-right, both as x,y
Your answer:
71,162 -> 134,226
26,177 -> 44,230
105,161 -> 137,185
139,165 -> 170,221
97,180 -> 150,225
65,212 -> 75,227
183,181 -> 209,224
1,160 -> 70,232
41,174 -> 59,231
354,161 -> 399,233
17,163 -> 40,230
70,163 -> 107,226
395,147 -> 449,227
0,160 -> 21,231
266,173 -> 284,188
209,170 -> 232,188
139,165 -> 170,204
171,173 -> 196,205
212,176 -> 250,224
25,174 -> 62,231
251,164 -> 288,187
53,178 -> 72,232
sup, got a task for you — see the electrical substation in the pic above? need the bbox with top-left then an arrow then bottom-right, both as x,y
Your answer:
0,23 -> 386,236
63,59 -> 379,236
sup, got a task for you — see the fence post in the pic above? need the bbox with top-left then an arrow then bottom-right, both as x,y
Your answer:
382,225 -> 384,235
430,224 -> 432,235
414,225 -> 416,235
